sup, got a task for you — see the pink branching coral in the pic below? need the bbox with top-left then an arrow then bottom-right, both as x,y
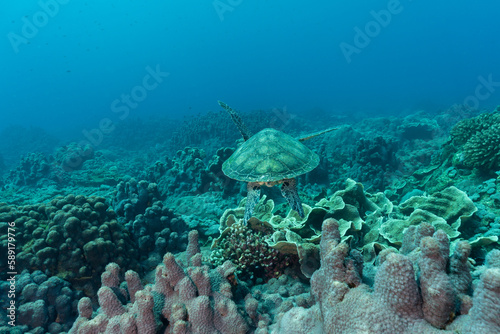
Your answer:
210,221 -> 298,282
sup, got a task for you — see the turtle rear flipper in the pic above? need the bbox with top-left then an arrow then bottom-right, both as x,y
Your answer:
298,127 -> 338,142
218,101 -> 253,141
244,182 -> 261,223
281,178 -> 304,218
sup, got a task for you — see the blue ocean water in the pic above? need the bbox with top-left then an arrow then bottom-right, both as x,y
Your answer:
1,0 -> 500,139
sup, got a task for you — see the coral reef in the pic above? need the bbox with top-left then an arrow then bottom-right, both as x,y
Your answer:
211,219 -> 299,282
0,270 -> 83,333
151,146 -> 239,200
0,195 -> 140,294
319,111 -> 446,194
112,178 -> 160,224
170,110 -> 240,154
450,112 -> 500,146
69,231 -> 249,334
4,153 -> 51,186
215,179 -> 393,277
244,274 -> 313,331
204,147 -> 239,197
169,107 -> 309,157
272,218 -> 500,333
2,106 -> 500,334
168,192 -> 233,239
350,136 -> 400,190
379,186 -> 477,247
157,147 -> 207,197
462,123 -> 500,170
448,111 -> 500,172
110,178 -> 191,267
397,114 -> 440,140
52,142 -> 94,172
128,200 -> 189,269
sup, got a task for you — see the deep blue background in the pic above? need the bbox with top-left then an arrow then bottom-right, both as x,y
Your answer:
1,0 -> 500,140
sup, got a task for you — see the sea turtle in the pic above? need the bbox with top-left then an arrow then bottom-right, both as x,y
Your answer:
219,101 -> 336,223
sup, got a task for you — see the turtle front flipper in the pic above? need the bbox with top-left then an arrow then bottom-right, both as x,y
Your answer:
281,178 -> 304,218
244,182 -> 261,223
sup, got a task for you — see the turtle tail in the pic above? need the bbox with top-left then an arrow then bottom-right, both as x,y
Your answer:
218,101 -> 253,141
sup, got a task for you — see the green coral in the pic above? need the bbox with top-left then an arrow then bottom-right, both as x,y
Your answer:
462,123 -> 500,170
379,186 -> 476,246
450,112 -> 500,146
449,112 -> 500,171
213,179 -> 393,275
210,218 -> 298,281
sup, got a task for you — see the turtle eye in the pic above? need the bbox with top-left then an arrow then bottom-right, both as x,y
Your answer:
283,182 -> 289,187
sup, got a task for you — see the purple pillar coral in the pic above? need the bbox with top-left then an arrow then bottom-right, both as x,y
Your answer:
101,262 -> 120,288
78,297 -> 93,319
162,252 -> 187,287
186,230 -> 201,264
69,226 -> 249,334
98,287 -> 126,318
135,290 -> 158,333
449,241 -> 472,294
485,249 -> 500,268
463,267 -> 500,333
125,269 -> 143,303
68,298 -> 93,333
374,252 -> 423,326
213,293 -> 249,334
418,232 -> 455,328
311,218 -> 362,305
449,240 -> 472,314
189,296 -> 218,333
188,265 -> 212,296
284,218 -> 471,333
